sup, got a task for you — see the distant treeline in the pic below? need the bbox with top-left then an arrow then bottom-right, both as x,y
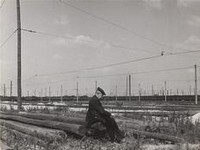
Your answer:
0,95 -> 199,102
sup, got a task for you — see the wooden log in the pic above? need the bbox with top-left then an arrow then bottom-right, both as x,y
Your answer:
0,140 -> 13,150
0,119 -> 66,143
0,111 -> 85,125
0,113 -> 183,143
0,111 -> 176,132
131,129 -> 184,143
0,126 -> 49,149
0,114 -> 83,137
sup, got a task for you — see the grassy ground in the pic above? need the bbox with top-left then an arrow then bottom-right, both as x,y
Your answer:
0,102 -> 200,150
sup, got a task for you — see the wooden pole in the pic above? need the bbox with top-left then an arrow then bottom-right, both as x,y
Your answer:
76,82 -> 79,103
45,88 -> 47,97
3,84 -> 6,97
126,76 -> 128,101
16,0 -> 22,110
139,83 -> 141,102
194,65 -> 198,104
164,81 -> 167,102
41,88 -> 43,102
61,85 -> 63,102
95,81 -> 97,91
49,86 -> 51,102
129,74 -> 131,101
115,85 -> 117,101
10,81 -> 12,97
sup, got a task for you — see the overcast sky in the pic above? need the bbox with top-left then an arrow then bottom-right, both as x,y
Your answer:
0,0 -> 200,97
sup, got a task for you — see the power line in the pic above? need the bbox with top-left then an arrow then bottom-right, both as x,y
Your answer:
21,28 -> 199,77
0,0 -> 6,9
168,50 -> 200,56
0,29 -> 18,48
21,28 -> 159,54
32,54 -> 163,77
23,66 -> 194,86
21,28 -> 200,57
59,0 -> 200,57
79,66 -> 193,79
59,0 -> 170,49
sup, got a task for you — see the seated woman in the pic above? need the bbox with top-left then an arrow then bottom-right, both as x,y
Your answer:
85,87 -> 124,142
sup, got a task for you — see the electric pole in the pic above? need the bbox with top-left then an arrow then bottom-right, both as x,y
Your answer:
95,81 -> 97,91
139,83 -> 141,102
115,85 -> 118,101
129,74 -> 131,101
194,65 -> 198,104
164,81 -> 167,102
76,82 -> 79,103
10,81 -> 12,97
126,76 -> 128,101
61,84 -> 63,102
49,86 -> 51,102
17,0 -> 22,110
3,84 -> 6,97
152,84 -> 154,96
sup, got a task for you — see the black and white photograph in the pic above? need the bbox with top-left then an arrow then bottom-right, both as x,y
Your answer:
0,0 -> 200,149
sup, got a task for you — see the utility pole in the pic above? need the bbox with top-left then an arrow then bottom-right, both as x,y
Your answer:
10,81 -> 12,97
34,89 -> 36,96
17,0 -> 22,110
76,82 -> 79,103
61,84 -> 63,102
45,88 -> 47,97
189,85 -> 192,95
115,85 -> 118,101
129,74 -> 131,101
194,64 -> 198,104
126,76 -> 128,101
139,83 -> 141,102
49,86 -> 51,102
164,81 -> 167,102
95,81 -> 97,91
41,88 -> 43,102
3,84 -> 6,97
152,84 -> 154,96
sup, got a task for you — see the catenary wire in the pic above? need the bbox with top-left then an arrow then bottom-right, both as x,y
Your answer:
21,28 -> 160,54
0,29 -> 18,48
0,0 -> 6,9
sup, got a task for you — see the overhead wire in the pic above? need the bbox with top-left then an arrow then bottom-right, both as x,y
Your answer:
79,66 -> 193,79
0,29 -> 18,48
23,65 -> 194,86
0,0 -> 6,9
58,0 -> 171,50
21,28 -> 200,77
21,28 -> 159,54
28,54 -> 163,77
58,0 -> 200,55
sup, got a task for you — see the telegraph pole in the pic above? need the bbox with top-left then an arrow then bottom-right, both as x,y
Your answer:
115,85 -> 118,101
126,76 -> 128,101
76,82 -> 79,103
61,84 -> 63,102
139,83 -> 141,102
164,81 -> 167,102
194,65 -> 198,104
3,84 -> 6,97
10,81 -> 12,97
16,0 -> 22,110
152,84 -> 154,96
49,86 -> 51,102
129,74 -> 131,101
95,81 -> 97,91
